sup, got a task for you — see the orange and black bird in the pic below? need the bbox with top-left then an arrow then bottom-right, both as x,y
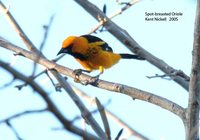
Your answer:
57,35 -> 145,77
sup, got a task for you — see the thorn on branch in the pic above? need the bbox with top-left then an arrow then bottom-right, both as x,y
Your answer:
15,84 -> 27,90
43,25 -> 48,30
115,128 -> 123,140
103,4 -> 107,14
15,76 -> 35,90
13,52 -> 24,57
55,83 -> 62,92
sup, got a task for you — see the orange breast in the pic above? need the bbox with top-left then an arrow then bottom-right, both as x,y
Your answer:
76,51 -> 121,71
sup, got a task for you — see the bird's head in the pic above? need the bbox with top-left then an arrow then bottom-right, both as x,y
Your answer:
57,35 -> 89,56
57,36 -> 77,55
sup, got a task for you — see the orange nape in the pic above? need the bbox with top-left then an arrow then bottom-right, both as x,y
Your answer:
57,34 -> 145,76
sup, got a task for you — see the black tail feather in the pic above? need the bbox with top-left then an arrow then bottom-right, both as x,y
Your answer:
119,53 -> 145,60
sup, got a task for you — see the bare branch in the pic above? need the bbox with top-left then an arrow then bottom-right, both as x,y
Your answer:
0,48 -> 106,138
0,6 -> 107,137
0,60 -> 101,140
0,1 -> 192,139
70,84 -> 149,139
186,1 -> 200,139
0,6 -> 106,135
0,3 -> 148,138
0,38 -> 186,122
0,2 -> 41,55
74,0 -> 189,91
95,97 -> 111,140
50,70 -> 107,139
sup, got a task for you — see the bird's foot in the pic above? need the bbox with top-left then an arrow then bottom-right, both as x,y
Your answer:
72,69 -> 101,85
80,74 -> 100,85
88,74 -> 100,85
72,69 -> 91,84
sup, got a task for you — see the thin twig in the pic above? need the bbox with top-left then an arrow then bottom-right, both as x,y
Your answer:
146,74 -> 172,80
6,121 -> 23,140
146,70 -> 190,81
88,0 -> 139,34
0,77 -> 15,89
45,70 -> 57,89
15,53 -> 65,90
31,15 -> 55,77
0,109 -> 47,124
39,15 -> 55,51
111,0 -> 140,18
14,69 -> 47,90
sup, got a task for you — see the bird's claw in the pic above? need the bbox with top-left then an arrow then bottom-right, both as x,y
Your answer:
72,69 -> 100,85
81,74 -> 100,85
73,69 -> 83,83
89,74 -> 100,84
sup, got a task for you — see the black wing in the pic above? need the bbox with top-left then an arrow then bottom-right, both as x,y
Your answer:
80,35 -> 113,52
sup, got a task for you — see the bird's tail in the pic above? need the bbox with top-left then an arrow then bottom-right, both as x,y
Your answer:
119,53 -> 145,60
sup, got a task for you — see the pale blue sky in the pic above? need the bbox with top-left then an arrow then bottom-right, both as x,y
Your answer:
0,0 -> 196,140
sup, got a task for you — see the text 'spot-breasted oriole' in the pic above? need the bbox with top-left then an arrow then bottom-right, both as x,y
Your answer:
57,35 -> 145,76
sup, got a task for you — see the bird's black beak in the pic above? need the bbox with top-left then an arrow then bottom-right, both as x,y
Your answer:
57,48 -> 66,56
57,45 -> 73,56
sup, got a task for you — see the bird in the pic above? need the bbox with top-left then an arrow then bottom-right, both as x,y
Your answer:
57,35 -> 145,77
